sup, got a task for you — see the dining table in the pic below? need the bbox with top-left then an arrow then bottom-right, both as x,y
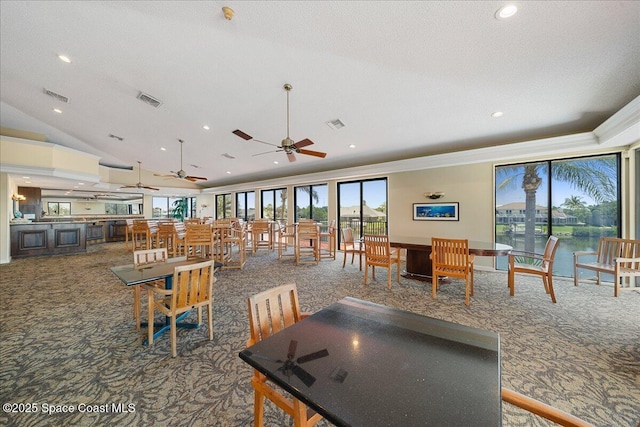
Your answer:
110,256 -> 221,342
239,297 -> 501,426
390,235 -> 513,280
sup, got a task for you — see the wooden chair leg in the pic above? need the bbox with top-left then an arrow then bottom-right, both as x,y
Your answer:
254,389 -> 265,427
207,303 -> 214,340
147,292 -> 154,346
387,267 -> 392,289
432,274 -> 438,300
465,278 -> 470,306
547,275 -> 557,303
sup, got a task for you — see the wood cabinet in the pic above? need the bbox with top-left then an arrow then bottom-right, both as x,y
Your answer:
11,222 -> 87,258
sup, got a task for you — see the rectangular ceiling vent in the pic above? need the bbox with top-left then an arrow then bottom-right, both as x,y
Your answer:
137,91 -> 163,108
43,88 -> 70,103
326,119 -> 346,130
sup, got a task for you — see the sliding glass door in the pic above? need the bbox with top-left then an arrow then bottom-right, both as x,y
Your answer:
338,178 -> 388,245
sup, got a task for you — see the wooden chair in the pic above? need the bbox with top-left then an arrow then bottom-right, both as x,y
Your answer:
147,260 -> 215,357
185,223 -> 214,260
363,234 -> 400,289
247,284 -> 322,427
251,220 -> 272,254
341,227 -> 364,270
132,220 -> 151,250
173,222 -> 186,257
274,222 -> 296,260
431,237 -> 475,305
222,221 -> 247,269
132,248 -> 168,330
502,388 -> 595,427
319,219 -> 336,260
508,235 -> 560,303
296,222 -> 320,265
125,218 -> 135,251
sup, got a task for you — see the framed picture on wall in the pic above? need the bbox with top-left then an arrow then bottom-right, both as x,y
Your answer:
413,202 -> 459,221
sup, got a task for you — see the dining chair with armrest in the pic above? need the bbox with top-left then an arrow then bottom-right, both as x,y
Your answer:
146,260 -> 215,357
363,234 -> 401,289
319,219 -> 336,260
431,237 -> 475,306
508,235 -> 560,303
502,388 -> 595,427
247,283 -> 321,427
296,222 -> 321,265
132,248 -> 168,330
185,223 -> 214,260
341,227 -> 364,270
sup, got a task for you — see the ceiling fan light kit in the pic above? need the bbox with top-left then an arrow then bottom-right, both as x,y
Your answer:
155,139 -> 208,182
121,161 -> 159,191
232,83 -> 327,162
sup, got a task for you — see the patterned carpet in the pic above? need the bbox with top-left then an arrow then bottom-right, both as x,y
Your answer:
0,242 -> 638,427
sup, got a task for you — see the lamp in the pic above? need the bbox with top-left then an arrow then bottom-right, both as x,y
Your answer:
424,192 -> 445,200
12,194 -> 26,201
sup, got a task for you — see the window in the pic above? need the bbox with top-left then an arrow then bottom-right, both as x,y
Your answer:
338,178 -> 388,243
495,153 -> 620,277
47,202 -> 71,216
236,191 -> 255,221
261,188 -> 287,222
152,197 -> 195,219
294,184 -> 328,224
216,194 -> 232,219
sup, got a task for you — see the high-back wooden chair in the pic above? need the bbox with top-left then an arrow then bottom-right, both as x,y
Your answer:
247,284 -> 322,427
508,235 -> 560,303
341,227 -> 364,270
319,219 -> 336,260
132,248 -> 168,330
185,223 -> 214,260
363,234 -> 401,288
125,218 -> 135,251
132,220 -> 151,250
251,219 -> 272,254
502,388 -> 595,427
296,222 -> 320,265
147,260 -> 215,357
222,221 -> 247,269
431,237 -> 475,305
274,222 -> 296,260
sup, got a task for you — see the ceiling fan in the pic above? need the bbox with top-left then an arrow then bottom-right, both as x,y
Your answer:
155,139 -> 208,182
121,161 -> 159,191
233,83 -> 327,163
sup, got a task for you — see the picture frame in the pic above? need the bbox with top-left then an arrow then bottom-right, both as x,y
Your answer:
413,202 -> 459,221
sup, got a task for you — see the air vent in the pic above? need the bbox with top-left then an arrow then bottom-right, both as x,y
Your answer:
137,92 -> 163,108
43,88 -> 70,103
221,153 -> 236,159
326,119 -> 346,130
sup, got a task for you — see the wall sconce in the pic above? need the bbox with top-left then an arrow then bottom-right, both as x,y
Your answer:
424,192 -> 445,200
12,194 -> 26,201
222,6 -> 234,20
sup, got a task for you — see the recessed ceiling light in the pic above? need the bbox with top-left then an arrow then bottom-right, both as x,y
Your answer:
52,108 -> 62,114
160,147 -> 166,151
226,171 -> 231,174
203,125 -> 210,130
491,111 -> 504,118
495,4 -> 517,20
78,182 -> 84,185
273,160 -> 279,164
57,54 -> 71,63
349,144 -> 356,149
22,176 -> 30,179
25,181 -> 31,184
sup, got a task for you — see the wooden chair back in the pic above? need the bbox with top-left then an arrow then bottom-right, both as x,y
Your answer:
147,260 -> 215,357
133,247 -> 168,266
363,234 -> 400,288
185,223 -> 214,259
246,284 -> 323,426
251,220 -> 272,254
247,283 -> 303,346
502,388 -> 595,427
431,237 -> 475,305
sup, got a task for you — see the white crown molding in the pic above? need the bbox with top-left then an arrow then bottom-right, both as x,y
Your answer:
594,95 -> 640,146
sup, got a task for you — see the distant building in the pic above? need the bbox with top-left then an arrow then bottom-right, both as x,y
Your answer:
496,203 -> 578,226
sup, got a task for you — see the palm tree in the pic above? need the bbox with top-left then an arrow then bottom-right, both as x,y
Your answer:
497,156 -> 617,252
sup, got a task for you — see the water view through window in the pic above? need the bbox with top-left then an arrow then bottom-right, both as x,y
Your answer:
495,154 -> 620,278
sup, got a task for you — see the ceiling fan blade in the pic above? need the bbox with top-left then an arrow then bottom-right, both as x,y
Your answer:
287,340 -> 298,360
296,349 -> 329,364
154,173 -> 176,177
294,138 -> 314,149
232,129 -> 253,140
252,149 -> 281,157
287,152 -> 296,162
298,149 -> 327,158
292,365 -> 316,387
142,186 -> 160,191
185,176 -> 208,181
254,139 -> 280,147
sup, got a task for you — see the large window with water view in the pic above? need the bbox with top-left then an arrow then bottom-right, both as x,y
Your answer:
495,154 -> 620,278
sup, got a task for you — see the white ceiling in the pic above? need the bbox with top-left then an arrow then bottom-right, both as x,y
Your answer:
1,1 -> 639,192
